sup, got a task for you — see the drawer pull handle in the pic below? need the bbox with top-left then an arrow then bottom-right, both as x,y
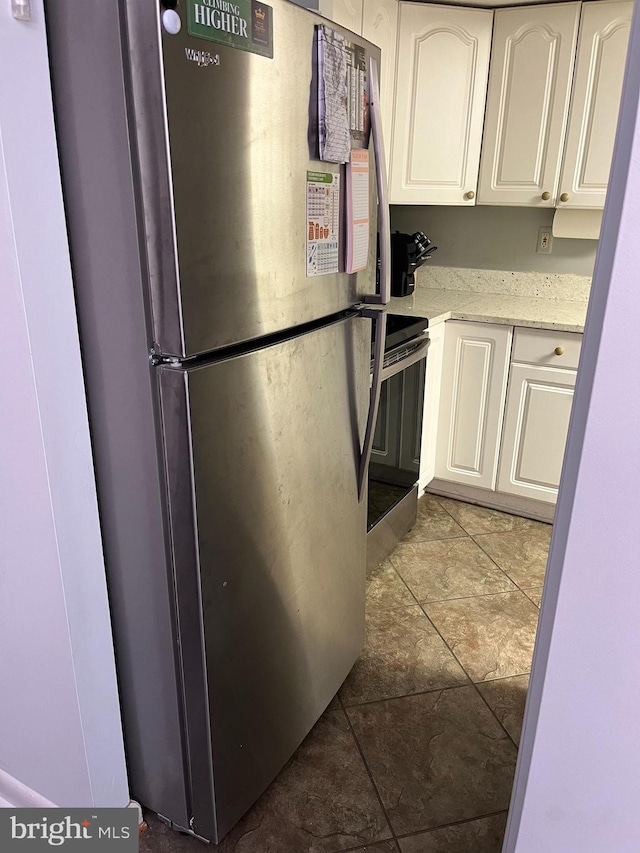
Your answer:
554,346 -> 565,356
560,193 -> 570,202
541,191 -> 551,201
465,190 -> 475,200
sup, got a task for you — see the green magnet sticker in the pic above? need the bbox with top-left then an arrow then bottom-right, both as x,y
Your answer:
186,0 -> 274,59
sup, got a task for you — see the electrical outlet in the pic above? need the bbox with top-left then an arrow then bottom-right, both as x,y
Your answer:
536,227 -> 553,254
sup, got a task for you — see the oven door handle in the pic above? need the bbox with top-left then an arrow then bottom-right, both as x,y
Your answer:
357,307 -> 387,502
380,334 -> 430,382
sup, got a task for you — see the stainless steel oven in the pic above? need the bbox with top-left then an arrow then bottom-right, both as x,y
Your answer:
367,314 -> 430,573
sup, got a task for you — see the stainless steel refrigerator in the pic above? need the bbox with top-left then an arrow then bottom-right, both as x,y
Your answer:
46,0 -> 389,843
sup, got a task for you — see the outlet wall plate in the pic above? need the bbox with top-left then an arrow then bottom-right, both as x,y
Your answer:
537,226 -> 553,254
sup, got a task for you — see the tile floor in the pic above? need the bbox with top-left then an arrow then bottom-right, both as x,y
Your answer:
140,494 -> 551,852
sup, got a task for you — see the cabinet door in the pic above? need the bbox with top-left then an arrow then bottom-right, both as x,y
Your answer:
435,321 -> 512,490
390,4 -> 493,205
477,4 -> 580,207
497,363 -> 576,503
558,0 -> 633,209
362,0 -> 399,167
319,0 -> 364,33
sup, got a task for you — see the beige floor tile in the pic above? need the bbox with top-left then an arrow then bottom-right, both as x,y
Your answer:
473,526 -> 552,588
339,606 -> 467,706
141,817 -> 399,853
326,694 -> 342,711
402,495 -> 466,543
522,587 -> 543,607
367,559 -> 416,611
398,813 -> 508,852
477,674 -> 530,745
140,711 -> 392,853
140,500 -> 548,851
347,689 -> 517,836
435,496 -> 543,536
391,538 -> 516,602
424,592 -> 539,682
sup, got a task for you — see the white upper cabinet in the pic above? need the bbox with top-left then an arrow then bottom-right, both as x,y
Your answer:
558,0 -> 633,209
390,4 -> 493,205
362,0 -> 399,164
317,0 -> 397,165
320,0 -> 365,33
478,3 -> 580,207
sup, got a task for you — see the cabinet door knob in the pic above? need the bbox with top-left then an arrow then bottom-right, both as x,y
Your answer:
560,193 -> 570,202
464,190 -> 475,200
554,346 -> 565,356
541,191 -> 551,201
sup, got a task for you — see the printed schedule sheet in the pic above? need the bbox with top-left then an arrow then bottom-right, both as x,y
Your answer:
306,170 -> 340,277
345,149 -> 370,274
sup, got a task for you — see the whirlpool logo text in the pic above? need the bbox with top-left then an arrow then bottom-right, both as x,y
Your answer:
184,46 -> 221,67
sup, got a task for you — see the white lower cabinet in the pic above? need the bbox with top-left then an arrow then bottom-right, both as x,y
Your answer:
496,363 -> 576,503
430,321 -> 581,512
419,321 -> 444,491
434,321 -> 512,490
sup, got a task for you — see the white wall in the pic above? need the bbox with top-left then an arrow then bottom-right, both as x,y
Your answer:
0,2 -> 128,808
506,3 -> 640,850
391,206 -> 597,277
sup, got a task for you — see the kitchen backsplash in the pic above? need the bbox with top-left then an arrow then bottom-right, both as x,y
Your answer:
391,205 -> 598,278
417,266 -> 591,303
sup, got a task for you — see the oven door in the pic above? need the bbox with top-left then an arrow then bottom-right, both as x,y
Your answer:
367,333 -> 429,571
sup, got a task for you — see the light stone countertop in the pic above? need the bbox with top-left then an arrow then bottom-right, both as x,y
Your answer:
387,287 -> 589,333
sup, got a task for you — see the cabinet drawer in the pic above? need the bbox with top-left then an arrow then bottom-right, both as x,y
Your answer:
512,328 -> 582,370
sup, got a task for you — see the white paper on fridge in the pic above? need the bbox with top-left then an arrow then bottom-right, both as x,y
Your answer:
345,149 -> 370,274
317,25 -> 351,164
306,170 -> 340,277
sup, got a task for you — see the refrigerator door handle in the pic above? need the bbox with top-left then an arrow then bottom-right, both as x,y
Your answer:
364,56 -> 390,307
357,308 -> 387,501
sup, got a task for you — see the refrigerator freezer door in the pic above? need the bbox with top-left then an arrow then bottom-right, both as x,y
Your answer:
158,314 -> 369,840
124,1 -> 379,358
